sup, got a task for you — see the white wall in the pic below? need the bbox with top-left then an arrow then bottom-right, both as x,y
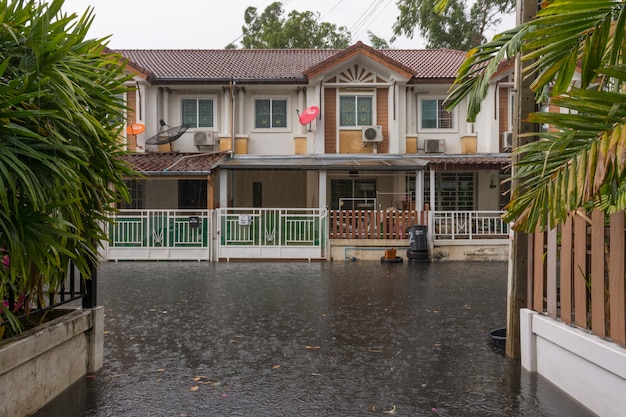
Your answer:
477,170 -> 501,210
521,309 -> 626,417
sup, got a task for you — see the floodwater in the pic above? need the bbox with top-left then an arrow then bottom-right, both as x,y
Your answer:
34,261 -> 597,417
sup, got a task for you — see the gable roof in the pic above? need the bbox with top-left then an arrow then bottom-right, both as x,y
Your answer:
116,43 -> 467,84
303,41 -> 415,80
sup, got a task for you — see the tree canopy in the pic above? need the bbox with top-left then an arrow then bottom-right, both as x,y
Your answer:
231,1 -> 351,49
447,0 -> 626,231
392,0 -> 515,50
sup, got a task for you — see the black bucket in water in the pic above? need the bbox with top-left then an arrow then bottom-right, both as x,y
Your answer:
490,327 -> 506,349
406,225 -> 429,262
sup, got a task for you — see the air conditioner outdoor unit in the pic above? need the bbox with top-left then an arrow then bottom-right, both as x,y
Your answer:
362,125 -> 383,142
194,131 -> 216,146
424,139 -> 446,153
502,131 -> 513,149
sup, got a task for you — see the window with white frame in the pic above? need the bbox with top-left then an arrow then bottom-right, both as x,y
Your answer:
182,98 -> 214,128
255,98 -> 287,128
420,98 -> 454,129
339,95 -> 373,127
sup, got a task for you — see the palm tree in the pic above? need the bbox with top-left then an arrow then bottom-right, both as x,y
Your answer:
0,0 -> 134,333
447,0 -> 626,232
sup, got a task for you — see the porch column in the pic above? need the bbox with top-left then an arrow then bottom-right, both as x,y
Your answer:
429,167 -> 436,211
416,169 -> 424,210
318,170 -> 327,209
219,169 -> 228,208
207,175 -> 215,209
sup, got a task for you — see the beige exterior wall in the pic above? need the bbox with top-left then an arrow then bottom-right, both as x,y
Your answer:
233,170 -> 308,208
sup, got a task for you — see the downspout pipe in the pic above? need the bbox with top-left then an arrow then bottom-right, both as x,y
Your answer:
230,79 -> 236,156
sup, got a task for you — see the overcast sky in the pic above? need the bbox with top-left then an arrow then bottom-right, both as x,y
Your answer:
55,0 -> 515,50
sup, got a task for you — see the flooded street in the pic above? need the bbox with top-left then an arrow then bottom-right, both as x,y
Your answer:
35,261 -> 596,416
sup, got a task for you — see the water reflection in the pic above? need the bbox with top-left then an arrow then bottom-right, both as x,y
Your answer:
34,261 -> 596,417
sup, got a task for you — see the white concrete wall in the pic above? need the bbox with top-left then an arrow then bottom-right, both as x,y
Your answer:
330,239 -> 410,262
432,239 -> 510,261
521,309 -> 626,417
135,69 -> 502,158
330,239 -> 509,262
0,307 -> 104,417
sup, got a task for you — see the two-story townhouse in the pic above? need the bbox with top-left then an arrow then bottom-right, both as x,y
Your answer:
118,42 -> 510,211
109,42 -> 513,261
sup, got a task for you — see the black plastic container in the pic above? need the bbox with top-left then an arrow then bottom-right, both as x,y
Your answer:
406,225 -> 429,262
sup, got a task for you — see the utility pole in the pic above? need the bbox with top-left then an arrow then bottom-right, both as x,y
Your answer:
506,0 -> 538,358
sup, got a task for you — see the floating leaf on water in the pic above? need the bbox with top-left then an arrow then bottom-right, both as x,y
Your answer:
149,309 -> 157,312
368,405 -> 379,411
306,345 -> 321,349
383,404 -> 397,414
156,368 -> 166,372
272,364 -> 281,369
193,376 -> 202,381
103,331 -> 111,335
190,386 -> 199,392
433,343 -> 442,347
368,349 -> 382,353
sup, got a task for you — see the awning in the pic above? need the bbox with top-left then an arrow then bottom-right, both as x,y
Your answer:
221,154 -> 511,171
120,151 -> 228,176
220,155 -> 430,171
120,152 -> 512,176
425,155 -> 511,171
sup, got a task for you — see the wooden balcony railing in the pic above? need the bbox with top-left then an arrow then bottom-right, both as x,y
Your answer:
329,209 -> 428,239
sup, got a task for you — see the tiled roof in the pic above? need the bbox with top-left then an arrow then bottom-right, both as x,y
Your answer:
120,152 -> 227,174
426,155 -> 511,170
116,44 -> 467,83
383,49 -> 467,79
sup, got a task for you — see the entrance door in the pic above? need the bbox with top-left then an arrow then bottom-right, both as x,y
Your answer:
253,182 -> 262,208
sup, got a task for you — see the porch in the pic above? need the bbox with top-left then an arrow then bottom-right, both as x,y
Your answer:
104,208 -> 509,261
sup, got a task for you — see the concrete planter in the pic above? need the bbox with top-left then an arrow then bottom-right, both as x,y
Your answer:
0,307 -> 104,417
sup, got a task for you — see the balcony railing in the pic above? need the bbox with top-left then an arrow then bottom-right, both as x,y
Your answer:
329,209 -> 428,239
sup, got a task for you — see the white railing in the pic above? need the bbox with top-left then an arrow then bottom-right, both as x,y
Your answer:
105,208 -> 508,260
431,211 -> 509,240
107,209 -> 212,260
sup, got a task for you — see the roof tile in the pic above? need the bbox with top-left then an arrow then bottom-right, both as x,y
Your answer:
116,46 -> 467,82
121,152 -> 227,174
